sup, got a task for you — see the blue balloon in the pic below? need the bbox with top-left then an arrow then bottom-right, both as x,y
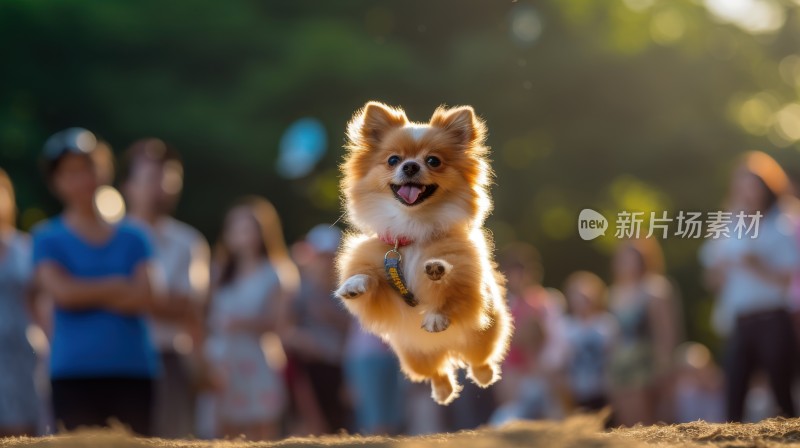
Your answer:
276,117 -> 327,179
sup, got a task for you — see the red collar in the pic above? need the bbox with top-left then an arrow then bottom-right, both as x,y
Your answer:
379,233 -> 413,247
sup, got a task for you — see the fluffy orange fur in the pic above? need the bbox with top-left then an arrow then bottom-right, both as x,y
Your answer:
335,101 -> 512,404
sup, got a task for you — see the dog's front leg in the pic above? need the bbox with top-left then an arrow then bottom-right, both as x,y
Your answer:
335,274 -> 375,300
419,258 -> 455,332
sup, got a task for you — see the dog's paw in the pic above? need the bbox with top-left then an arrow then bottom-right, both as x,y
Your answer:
421,312 -> 450,333
336,274 -> 372,299
424,259 -> 449,281
468,363 -> 500,388
431,375 -> 461,405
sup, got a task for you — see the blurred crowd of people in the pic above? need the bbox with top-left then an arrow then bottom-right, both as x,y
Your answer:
1,129 -> 800,440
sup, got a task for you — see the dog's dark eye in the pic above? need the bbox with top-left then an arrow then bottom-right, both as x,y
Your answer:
388,155 -> 401,166
426,156 -> 441,168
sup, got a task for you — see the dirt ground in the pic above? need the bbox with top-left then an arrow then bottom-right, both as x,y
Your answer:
2,414 -> 800,448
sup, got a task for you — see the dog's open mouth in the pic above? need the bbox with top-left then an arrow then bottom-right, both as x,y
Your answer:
391,183 -> 438,206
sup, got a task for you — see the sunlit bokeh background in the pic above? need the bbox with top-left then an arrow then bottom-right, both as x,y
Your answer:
5,0 -> 800,353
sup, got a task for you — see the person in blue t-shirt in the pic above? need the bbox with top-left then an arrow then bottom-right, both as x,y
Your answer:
32,128 -> 159,435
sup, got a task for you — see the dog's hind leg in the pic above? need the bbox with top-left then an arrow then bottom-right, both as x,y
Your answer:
461,316 -> 508,388
395,348 -> 461,405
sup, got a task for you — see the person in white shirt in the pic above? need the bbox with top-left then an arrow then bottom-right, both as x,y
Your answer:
700,151 -> 799,422
121,138 -> 211,438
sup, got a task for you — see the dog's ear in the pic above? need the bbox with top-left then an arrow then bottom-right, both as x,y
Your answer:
349,101 -> 408,146
430,105 -> 486,147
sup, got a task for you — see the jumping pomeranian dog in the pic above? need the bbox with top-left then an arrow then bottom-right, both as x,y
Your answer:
335,101 -> 512,405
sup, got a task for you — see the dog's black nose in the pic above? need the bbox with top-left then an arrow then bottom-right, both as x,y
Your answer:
402,161 -> 420,177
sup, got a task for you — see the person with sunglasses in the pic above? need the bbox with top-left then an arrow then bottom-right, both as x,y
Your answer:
32,128 -> 159,435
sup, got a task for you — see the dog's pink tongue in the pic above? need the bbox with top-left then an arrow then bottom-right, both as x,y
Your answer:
397,185 -> 422,204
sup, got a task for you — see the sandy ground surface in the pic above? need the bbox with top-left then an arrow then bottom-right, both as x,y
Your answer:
2,414 -> 800,447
